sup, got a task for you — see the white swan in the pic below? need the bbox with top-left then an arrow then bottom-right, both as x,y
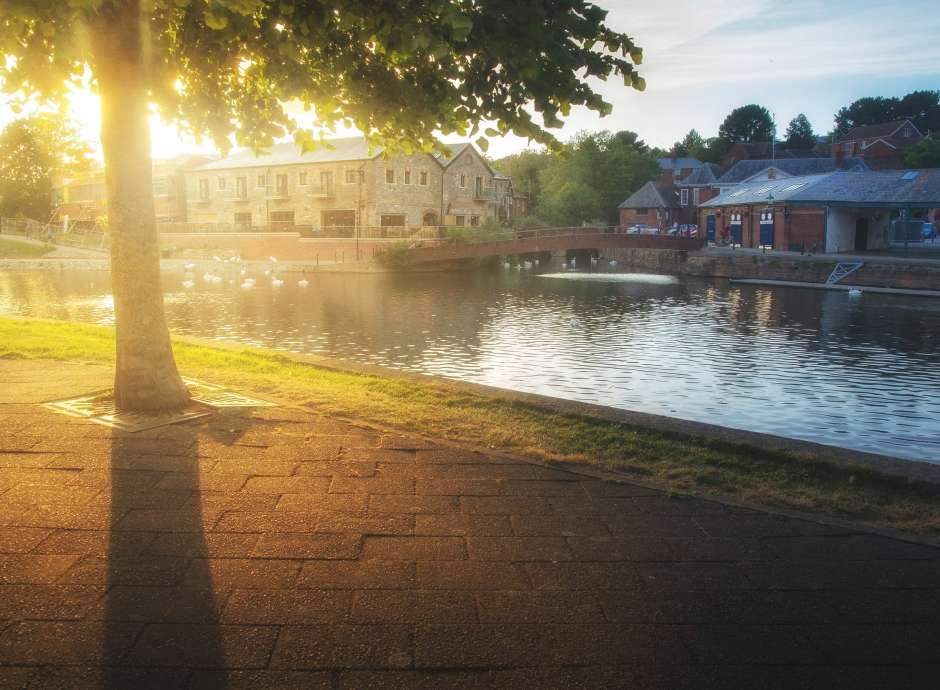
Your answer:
210,275 -> 223,285
848,288 -> 863,298
297,279 -> 310,288
202,272 -> 214,282
271,277 -> 284,288
504,262 -> 511,269
269,256 -> 278,263
240,279 -> 255,289
182,279 -> 195,289
184,262 -> 196,271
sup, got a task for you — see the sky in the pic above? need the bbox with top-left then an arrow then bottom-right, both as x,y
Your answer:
2,0 -> 939,160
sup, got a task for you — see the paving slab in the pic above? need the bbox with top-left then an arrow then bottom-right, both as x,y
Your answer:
0,359 -> 937,686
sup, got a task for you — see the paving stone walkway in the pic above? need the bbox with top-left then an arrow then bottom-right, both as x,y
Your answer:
0,360 -> 938,689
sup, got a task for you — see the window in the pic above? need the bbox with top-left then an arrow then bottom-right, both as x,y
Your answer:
380,214 -> 406,227
319,171 -> 334,193
469,216 -> 480,226
275,174 -> 288,197
152,177 -> 169,197
902,171 -> 920,180
298,172 -> 308,185
234,212 -> 251,228
755,186 -> 772,195
404,169 -> 411,185
459,174 -> 466,188
235,177 -> 247,199
680,189 -> 689,206
269,211 -> 295,226
693,188 -> 701,206
385,168 -> 395,184
198,178 -> 209,200
782,182 -> 806,192
636,208 -> 648,216
903,126 -> 912,138
346,168 -> 362,184
455,215 -> 466,226
257,174 -> 266,188
419,170 -> 428,186
217,177 -> 226,190
730,190 -> 747,198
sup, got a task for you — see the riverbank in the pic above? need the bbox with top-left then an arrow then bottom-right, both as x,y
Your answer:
2,316 -> 939,538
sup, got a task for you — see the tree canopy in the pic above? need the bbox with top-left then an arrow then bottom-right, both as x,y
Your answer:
833,90 -> 940,138
0,0 -> 647,411
495,130 -> 659,226
783,113 -> 816,150
904,135 -> 940,169
0,111 -> 93,219
718,104 -> 774,144
0,0 -> 645,154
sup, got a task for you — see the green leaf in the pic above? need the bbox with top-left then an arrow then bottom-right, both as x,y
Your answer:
475,137 -> 489,152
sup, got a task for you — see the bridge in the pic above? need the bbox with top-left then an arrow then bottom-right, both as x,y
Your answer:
400,227 -> 704,264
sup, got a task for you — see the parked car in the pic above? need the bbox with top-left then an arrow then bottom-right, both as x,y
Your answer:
923,222 -> 938,241
627,224 -> 657,235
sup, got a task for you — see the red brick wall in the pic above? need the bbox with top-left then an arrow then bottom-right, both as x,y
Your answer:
619,208 -> 661,228
786,209 -> 825,251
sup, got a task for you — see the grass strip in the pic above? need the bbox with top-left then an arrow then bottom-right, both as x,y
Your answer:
2,315 -> 938,536
0,237 -> 54,258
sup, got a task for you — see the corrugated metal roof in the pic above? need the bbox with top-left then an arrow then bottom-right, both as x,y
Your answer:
717,157 -> 868,184
701,169 -> 940,208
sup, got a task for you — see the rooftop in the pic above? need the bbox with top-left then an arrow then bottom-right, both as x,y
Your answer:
618,181 -> 680,209
701,169 -> 940,208
837,119 -> 920,143
717,157 -> 868,184
657,157 -> 703,171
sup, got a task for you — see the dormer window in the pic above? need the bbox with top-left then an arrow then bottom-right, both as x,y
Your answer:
903,127 -> 912,138
680,189 -> 689,206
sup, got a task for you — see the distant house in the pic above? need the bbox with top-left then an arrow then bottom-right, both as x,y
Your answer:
833,119 -> 924,170
656,157 -> 702,185
698,168 -> 940,253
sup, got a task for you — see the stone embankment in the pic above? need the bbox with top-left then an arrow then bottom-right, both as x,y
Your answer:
599,247 -> 940,292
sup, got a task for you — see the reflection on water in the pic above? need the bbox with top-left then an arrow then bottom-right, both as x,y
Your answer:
1,267 -> 939,463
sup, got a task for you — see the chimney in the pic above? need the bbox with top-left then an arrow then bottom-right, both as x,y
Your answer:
833,145 -> 845,170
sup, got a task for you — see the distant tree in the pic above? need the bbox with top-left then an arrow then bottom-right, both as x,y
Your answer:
700,137 -> 729,165
783,114 -> 816,149
0,0 -> 645,411
492,149 -> 552,207
904,136 -> 940,169
833,91 -> 940,138
0,112 -> 93,219
537,130 -> 659,225
671,129 -> 706,159
718,104 -> 775,144
897,90 -> 940,134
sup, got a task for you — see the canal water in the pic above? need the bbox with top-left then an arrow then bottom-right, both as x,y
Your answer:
1,266 -> 938,464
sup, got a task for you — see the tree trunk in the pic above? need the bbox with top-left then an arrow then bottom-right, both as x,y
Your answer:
88,0 -> 190,412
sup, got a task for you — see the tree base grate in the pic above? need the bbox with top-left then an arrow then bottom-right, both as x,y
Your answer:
43,379 -> 276,432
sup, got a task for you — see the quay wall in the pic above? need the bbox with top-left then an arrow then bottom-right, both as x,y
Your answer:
576,248 -> 940,291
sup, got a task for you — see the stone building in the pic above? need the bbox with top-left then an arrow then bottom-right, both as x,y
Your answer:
183,137 -> 509,235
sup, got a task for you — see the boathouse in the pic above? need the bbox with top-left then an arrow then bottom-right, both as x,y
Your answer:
698,169 -> 940,253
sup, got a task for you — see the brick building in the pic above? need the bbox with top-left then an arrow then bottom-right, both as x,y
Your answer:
184,138 -> 510,234
699,169 -> 940,252
618,163 -> 723,230
832,119 -> 924,171
656,157 -> 703,185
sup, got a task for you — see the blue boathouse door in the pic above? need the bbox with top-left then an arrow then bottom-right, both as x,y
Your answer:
706,215 -> 716,242
729,212 -> 742,245
759,211 -> 774,247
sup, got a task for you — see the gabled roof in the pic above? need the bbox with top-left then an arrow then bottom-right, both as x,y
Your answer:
717,157 -> 868,184
193,137 -> 383,171
618,181 -> 679,209
837,119 -> 921,143
701,169 -> 940,209
432,142 -> 472,166
678,163 -> 724,186
657,157 -> 702,171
